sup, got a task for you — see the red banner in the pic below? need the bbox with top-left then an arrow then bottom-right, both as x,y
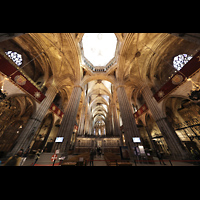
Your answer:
153,71 -> 186,102
74,125 -> 78,131
0,54 -> 46,103
50,103 -> 64,118
180,51 -> 200,78
154,51 -> 200,102
73,124 -> 78,132
134,103 -> 148,118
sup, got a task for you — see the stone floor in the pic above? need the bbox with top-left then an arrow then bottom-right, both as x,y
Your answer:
87,155 -> 107,166
22,154 -> 107,166
1,153 -> 197,166
133,157 -> 196,166
22,153 -> 196,166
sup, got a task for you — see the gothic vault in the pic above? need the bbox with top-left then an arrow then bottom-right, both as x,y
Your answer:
1,33 -> 200,162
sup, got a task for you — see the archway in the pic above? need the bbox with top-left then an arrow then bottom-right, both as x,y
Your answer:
145,114 -> 170,156
0,40 -> 47,88
164,96 -> 200,153
46,119 -> 61,152
137,119 -> 152,153
30,113 -> 54,153
0,94 -> 35,157
82,79 -> 113,137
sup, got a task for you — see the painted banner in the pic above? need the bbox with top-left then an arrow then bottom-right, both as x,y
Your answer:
153,51 -> 200,102
50,102 -> 64,118
153,71 -> 186,102
74,124 -> 78,131
0,54 -> 46,102
179,51 -> 200,78
134,103 -> 148,118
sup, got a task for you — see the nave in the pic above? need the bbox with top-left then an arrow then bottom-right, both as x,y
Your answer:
1,33 -> 200,166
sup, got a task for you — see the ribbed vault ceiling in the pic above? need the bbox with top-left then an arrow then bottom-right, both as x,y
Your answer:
5,33 -> 200,131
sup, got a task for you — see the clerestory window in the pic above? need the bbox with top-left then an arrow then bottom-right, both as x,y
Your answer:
5,50 -> 23,66
173,54 -> 192,71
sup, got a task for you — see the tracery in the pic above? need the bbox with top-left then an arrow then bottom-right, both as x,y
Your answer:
173,54 -> 192,71
5,51 -> 23,66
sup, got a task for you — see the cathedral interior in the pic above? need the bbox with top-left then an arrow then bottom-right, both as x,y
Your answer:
1,33 -> 200,166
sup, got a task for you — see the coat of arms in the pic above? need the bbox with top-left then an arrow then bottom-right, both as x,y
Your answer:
171,74 -> 184,85
14,75 -> 26,86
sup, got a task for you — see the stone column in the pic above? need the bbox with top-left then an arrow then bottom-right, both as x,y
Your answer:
83,112 -> 87,135
145,126 -> 157,155
78,105 -> 86,135
88,116 -> 93,135
112,103 -> 121,137
8,85 -> 57,156
84,112 -> 90,135
91,120 -> 94,136
141,84 -> 190,160
54,85 -> 82,156
105,115 -> 112,136
113,103 -> 123,145
116,85 -> 142,158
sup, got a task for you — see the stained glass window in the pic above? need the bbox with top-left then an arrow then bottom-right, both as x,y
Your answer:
5,51 -> 23,66
173,54 -> 192,71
